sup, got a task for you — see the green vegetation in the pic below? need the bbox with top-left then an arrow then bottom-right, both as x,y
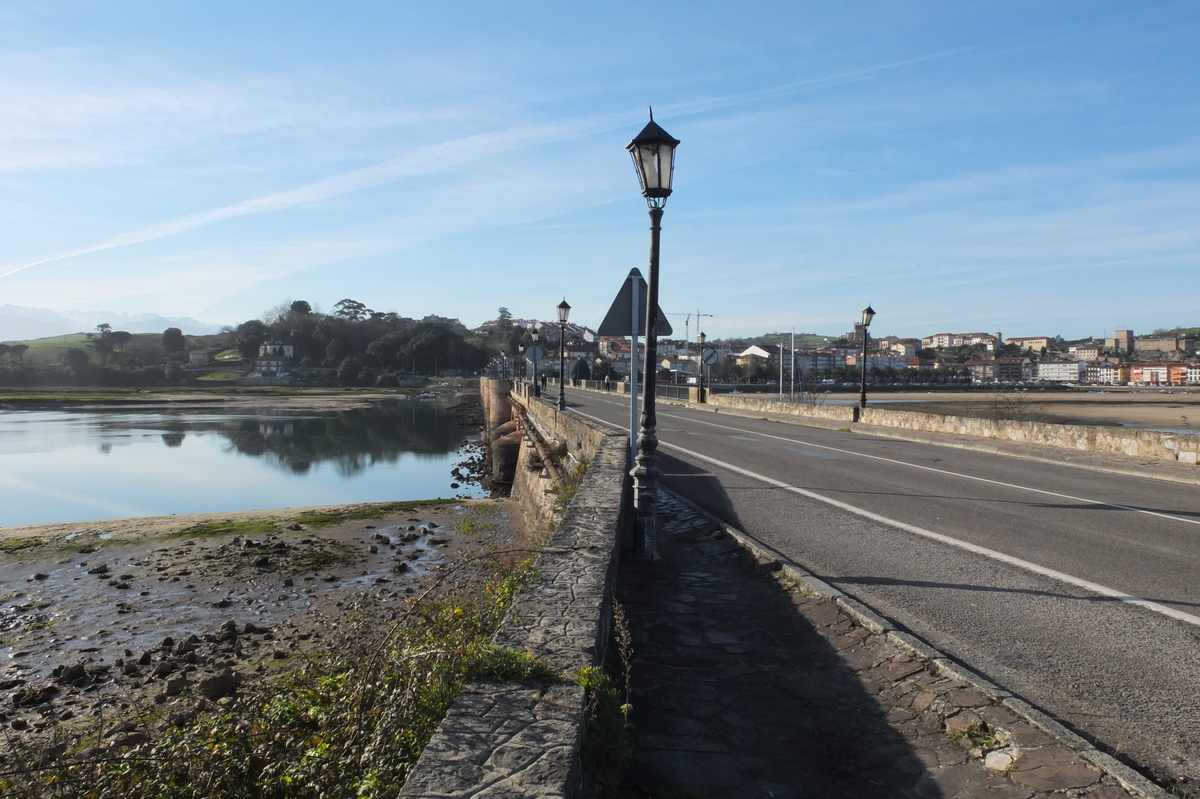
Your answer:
196,369 -> 239,381
173,518 -> 281,539
576,666 -> 633,783
291,543 -> 355,572
295,501 -> 451,528
952,721 -> 1000,750
2,557 -> 541,798
0,539 -> 36,553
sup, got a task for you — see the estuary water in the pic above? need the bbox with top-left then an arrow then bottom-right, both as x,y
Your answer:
0,397 -> 485,528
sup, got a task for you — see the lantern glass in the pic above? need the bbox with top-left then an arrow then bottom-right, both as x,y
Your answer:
627,117 -> 680,202
557,299 -> 571,323
861,306 -> 876,327
698,331 -> 706,345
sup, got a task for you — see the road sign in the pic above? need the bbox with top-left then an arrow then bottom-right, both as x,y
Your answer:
597,268 -> 673,336
661,358 -> 671,369
702,348 -> 718,365
525,345 -> 545,363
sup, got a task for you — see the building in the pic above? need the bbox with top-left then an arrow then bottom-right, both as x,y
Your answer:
1130,364 -> 1171,385
966,358 -> 1031,383
734,345 -> 772,366
1005,336 -> 1052,354
1188,365 -> 1200,385
1104,330 -> 1134,353
1071,345 -> 1102,361
1135,336 -> 1194,354
1034,361 -> 1085,384
846,353 -> 910,371
1085,361 -> 1124,385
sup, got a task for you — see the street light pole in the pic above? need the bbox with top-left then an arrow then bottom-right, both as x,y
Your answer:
557,299 -> 571,411
859,305 -> 876,411
531,329 -> 541,397
627,109 -> 680,561
698,331 -> 706,403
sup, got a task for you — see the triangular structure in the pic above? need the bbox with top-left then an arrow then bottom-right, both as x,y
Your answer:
597,269 -> 673,337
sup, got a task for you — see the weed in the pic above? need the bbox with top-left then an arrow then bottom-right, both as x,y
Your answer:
576,666 -> 632,785
837,427 -> 851,433
952,722 -> 1000,750
554,461 -> 590,510
468,645 -> 560,682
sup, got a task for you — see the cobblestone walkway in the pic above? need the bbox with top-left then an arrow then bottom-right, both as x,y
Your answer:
612,490 -> 1149,799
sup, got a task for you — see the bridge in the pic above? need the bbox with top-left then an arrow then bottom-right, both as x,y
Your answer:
401,378 -> 1197,797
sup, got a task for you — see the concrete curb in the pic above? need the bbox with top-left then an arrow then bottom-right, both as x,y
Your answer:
663,487 -> 1174,799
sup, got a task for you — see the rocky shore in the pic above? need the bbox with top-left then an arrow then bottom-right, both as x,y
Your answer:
0,499 -> 519,767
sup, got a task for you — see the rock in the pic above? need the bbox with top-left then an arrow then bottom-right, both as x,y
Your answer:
12,685 -> 58,707
53,664 -> 88,684
161,636 -> 175,649
105,721 -> 138,737
253,556 -> 271,568
282,577 -> 294,587
213,598 -> 233,608
368,545 -> 379,554
138,651 -> 153,665
11,718 -> 29,731
393,562 -> 410,574
285,523 -> 303,531
87,564 -> 109,575
0,678 -> 26,690
28,573 -> 49,582
198,671 -> 240,700
428,537 -> 448,546
111,732 -> 150,748
272,650 -> 288,659
152,662 -> 175,679
984,751 -> 1015,771
243,622 -> 266,635
162,677 -> 191,697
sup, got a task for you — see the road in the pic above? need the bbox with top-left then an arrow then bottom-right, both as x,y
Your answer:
561,388 -> 1200,787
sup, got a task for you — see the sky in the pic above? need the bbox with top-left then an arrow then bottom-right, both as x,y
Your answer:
0,1 -> 1197,342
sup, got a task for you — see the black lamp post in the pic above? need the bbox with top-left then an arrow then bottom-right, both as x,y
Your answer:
531,329 -> 541,397
519,345 -> 525,384
859,305 -> 876,411
557,299 -> 571,411
628,109 -> 680,561
698,330 -> 707,403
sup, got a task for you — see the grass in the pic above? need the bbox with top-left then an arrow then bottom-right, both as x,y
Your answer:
196,369 -> 239,382
2,556 -> 541,799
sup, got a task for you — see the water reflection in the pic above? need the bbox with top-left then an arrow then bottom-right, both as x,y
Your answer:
0,398 -> 484,527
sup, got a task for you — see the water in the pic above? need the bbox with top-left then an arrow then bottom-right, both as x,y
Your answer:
0,397 -> 485,528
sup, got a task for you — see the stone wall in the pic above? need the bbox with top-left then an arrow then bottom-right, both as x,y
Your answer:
708,394 -> 1200,465
400,381 -> 630,798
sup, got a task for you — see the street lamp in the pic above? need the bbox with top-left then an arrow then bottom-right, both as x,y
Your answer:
519,345 -> 525,384
627,109 -> 680,561
557,299 -> 571,411
698,331 -> 707,403
859,305 -> 876,411
531,328 -> 541,397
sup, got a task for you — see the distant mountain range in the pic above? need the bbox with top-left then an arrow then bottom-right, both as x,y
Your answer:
0,304 -> 226,342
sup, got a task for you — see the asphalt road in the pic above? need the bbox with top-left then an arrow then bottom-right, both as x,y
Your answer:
562,389 -> 1200,788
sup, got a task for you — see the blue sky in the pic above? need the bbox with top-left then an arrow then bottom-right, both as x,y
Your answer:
0,1 -> 1197,341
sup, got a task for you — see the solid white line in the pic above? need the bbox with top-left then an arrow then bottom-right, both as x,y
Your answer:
660,438 -> 1200,628
572,402 -> 1200,627
654,410 -> 1200,529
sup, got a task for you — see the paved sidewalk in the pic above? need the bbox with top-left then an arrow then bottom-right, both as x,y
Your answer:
612,491 -> 1155,799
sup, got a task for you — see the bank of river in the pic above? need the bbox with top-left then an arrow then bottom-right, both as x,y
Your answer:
0,498 -> 524,779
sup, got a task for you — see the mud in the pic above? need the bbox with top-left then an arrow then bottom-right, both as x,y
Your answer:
0,500 -> 519,759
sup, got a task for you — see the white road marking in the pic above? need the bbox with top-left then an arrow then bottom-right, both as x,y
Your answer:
655,410 -> 1200,529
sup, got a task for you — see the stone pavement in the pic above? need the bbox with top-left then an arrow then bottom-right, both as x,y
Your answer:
611,490 -> 1156,799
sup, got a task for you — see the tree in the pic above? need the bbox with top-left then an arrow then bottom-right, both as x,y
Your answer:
337,356 -> 363,386
0,344 -> 9,363
334,299 -> 371,322
87,323 -> 115,365
290,300 -> 312,316
162,327 -> 186,355
64,347 -> 91,372
9,344 -> 28,363
572,359 -> 591,380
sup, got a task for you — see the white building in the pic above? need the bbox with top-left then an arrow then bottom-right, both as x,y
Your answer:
1034,361 -> 1085,383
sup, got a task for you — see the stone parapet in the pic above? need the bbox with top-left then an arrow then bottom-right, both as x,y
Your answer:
399,383 -> 630,798
708,394 -> 1200,465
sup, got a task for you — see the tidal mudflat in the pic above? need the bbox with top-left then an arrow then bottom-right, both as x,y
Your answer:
0,499 -> 521,763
